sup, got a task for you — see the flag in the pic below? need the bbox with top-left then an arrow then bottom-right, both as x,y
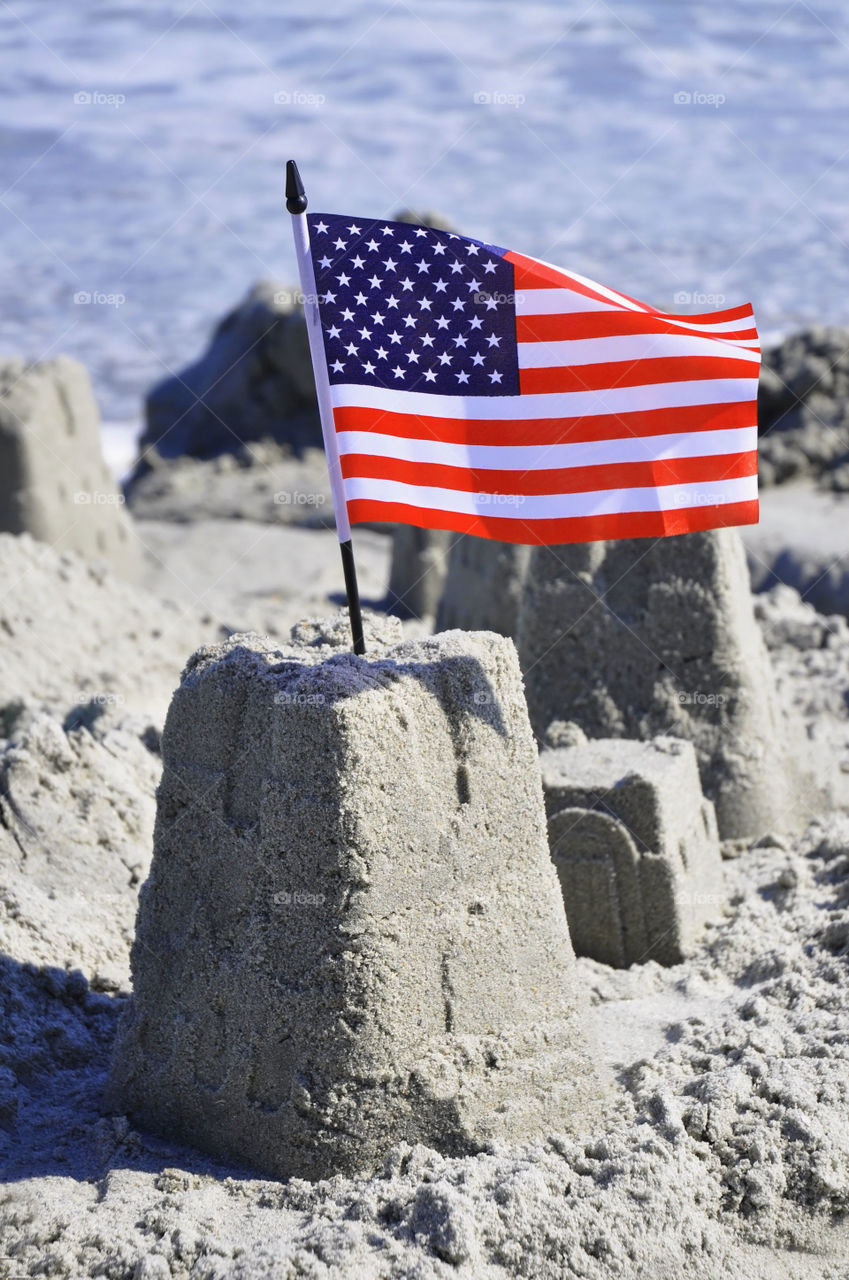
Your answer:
306,213 -> 759,545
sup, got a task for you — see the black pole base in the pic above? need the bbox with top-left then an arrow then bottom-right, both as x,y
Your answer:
340,539 -> 365,655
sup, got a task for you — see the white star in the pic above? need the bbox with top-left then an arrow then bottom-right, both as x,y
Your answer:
483,260 -> 497,274
383,257 -> 397,271
469,316 -> 483,330
399,240 -> 413,253
403,313 -> 417,328
347,223 -> 362,235
456,369 -> 470,383
450,261 -> 464,275
466,278 -> 481,292
375,346 -> 388,359
471,352 -> 485,366
416,259 -> 430,273
341,307 -> 354,321
318,255 -> 332,269
392,365 -> 405,378
418,297 -> 432,311
345,342 -> 358,355
386,295 -> 399,309
424,368 -> 437,382
366,238 -> 380,251
334,237 -> 346,250
371,311 -> 385,325
433,242 -> 446,255
336,272 -> 350,286
420,333 -> 435,347
351,254 -> 365,269
488,369 -> 503,383
381,225 -> 394,235
438,351 -> 452,365
314,221 -> 328,234
453,334 -> 468,348
486,333 -> 501,347
406,349 -> 420,363
358,326 -> 372,339
323,290 -> 337,304
331,359 -> 344,372
327,324 -> 341,339
368,275 -> 383,288
414,227 -> 428,237
362,360 -> 376,375
354,292 -> 368,305
465,242 -> 480,255
388,330 -> 402,344
451,298 -> 466,311
484,297 -> 498,311
435,315 -> 450,330
399,276 -> 414,291
434,278 -> 448,293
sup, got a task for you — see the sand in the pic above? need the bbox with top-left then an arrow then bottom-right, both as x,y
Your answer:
2,525 -> 849,1277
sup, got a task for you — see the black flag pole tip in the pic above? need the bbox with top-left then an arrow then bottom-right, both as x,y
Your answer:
285,160 -> 308,214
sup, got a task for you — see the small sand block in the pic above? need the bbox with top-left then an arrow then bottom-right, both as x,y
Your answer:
541,736 -> 725,968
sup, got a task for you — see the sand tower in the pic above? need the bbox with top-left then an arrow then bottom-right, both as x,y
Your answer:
0,356 -> 140,578
516,530 -> 811,840
386,526 -> 453,620
108,621 -> 608,1180
437,536 -> 531,637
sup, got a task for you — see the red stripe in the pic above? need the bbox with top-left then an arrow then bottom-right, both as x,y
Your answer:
506,249 -> 658,313
347,498 -> 760,545
516,310 -> 758,345
519,356 -> 759,395
341,450 -> 757,497
333,402 -> 755,447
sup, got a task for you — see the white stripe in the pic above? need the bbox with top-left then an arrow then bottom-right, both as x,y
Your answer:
337,426 -> 757,471
517,256 -> 651,314
515,289 -> 757,336
516,333 -> 761,369
330,378 -> 758,421
344,474 -> 758,519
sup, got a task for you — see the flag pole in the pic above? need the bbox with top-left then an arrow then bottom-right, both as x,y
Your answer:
285,159 -> 365,656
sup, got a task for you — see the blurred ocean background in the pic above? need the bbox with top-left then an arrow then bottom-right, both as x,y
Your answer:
1,0 -> 847,474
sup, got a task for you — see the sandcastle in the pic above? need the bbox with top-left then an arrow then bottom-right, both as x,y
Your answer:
437,536 -> 531,637
108,619 -> 608,1180
386,525 -> 453,619
517,529 -> 809,840
0,356 -> 140,579
541,735 -> 724,968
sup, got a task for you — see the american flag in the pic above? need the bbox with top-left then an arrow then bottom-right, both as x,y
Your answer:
307,212 -> 759,545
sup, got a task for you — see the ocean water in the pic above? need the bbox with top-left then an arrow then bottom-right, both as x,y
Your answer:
1,0 -> 847,472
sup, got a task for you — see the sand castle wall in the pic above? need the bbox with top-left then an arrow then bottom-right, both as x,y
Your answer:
386,525 -> 453,619
108,623 -> 608,1180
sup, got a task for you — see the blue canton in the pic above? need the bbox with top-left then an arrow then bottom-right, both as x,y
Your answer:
307,213 -> 520,397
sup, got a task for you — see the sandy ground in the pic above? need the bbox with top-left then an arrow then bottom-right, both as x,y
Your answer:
2,519 -> 849,1278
